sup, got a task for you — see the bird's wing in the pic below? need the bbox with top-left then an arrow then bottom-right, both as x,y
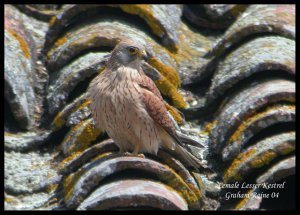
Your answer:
137,73 -> 203,147
137,73 -> 164,101
140,84 -> 207,170
137,73 -> 208,170
137,74 -> 183,146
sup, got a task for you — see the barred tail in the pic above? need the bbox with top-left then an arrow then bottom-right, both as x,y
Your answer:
174,145 -> 201,170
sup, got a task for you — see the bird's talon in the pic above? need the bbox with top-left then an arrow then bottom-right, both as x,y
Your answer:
123,152 -> 132,156
136,153 -> 145,158
122,152 -> 145,158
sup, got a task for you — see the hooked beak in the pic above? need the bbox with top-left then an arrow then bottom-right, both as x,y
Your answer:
140,50 -> 148,61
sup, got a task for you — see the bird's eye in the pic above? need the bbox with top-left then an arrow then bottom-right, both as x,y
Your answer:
128,46 -> 138,55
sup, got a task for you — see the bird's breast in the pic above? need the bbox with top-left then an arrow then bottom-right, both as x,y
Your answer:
95,73 -> 142,128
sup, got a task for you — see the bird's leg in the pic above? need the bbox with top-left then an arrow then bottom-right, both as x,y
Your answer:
117,140 -> 144,157
119,147 -> 131,156
118,146 -> 125,154
132,144 -> 145,158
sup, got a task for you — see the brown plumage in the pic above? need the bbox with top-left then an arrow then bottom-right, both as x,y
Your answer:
87,39 -> 204,170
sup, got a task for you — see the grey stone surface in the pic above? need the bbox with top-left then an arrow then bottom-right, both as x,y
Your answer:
4,4 -> 295,210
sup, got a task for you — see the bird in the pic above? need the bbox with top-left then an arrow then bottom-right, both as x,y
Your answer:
87,39 -> 205,170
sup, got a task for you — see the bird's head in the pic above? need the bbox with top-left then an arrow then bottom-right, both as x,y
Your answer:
108,39 -> 148,69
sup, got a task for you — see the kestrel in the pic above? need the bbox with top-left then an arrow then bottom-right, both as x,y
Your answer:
88,39 -> 203,169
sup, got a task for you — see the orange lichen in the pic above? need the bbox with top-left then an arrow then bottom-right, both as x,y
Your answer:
119,5 -> 180,52
235,189 -> 254,210
260,43 -> 275,49
190,172 -> 205,198
47,172 -> 54,179
4,132 -> 19,137
70,98 -> 91,118
148,57 -> 181,88
230,5 -> 248,17
119,5 -> 163,38
68,119 -> 102,154
52,111 -> 65,130
158,167 -> 200,208
47,183 -> 59,193
280,142 -> 295,155
5,197 -> 16,203
155,76 -> 187,109
165,103 -> 184,124
192,172 -> 205,190
91,152 -> 113,161
46,171 -> 60,194
98,67 -> 105,74
54,36 -> 68,48
157,152 -> 202,201
76,122 -> 101,148
83,99 -> 92,106
228,105 -> 295,145
7,28 -> 30,59
285,97 -> 296,103
250,150 -> 277,168
49,32 -> 115,62
49,16 -> 57,27
224,148 -> 256,183
164,23 -> 208,65
52,99 -> 92,130
63,169 -> 84,202
58,151 -> 82,171
201,120 -> 218,135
